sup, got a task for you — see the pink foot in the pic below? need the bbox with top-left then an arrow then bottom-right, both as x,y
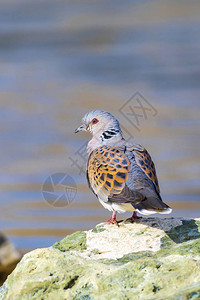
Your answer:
106,210 -> 118,225
126,211 -> 142,222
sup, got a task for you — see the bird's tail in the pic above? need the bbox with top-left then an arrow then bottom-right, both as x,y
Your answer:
133,197 -> 172,215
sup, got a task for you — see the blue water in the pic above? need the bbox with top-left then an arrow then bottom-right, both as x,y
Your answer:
0,0 -> 200,251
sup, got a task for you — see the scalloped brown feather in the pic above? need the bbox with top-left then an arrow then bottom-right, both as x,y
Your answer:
87,146 -> 131,200
132,145 -> 160,194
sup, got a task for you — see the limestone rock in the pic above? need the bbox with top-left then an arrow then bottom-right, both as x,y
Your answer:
0,233 -> 21,286
0,217 -> 200,300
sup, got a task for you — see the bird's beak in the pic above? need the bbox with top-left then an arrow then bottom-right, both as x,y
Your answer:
74,124 -> 87,133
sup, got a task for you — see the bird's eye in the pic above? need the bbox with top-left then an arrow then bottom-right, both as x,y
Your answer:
91,118 -> 99,124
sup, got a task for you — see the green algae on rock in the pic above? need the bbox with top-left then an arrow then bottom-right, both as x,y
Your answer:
92,224 -> 106,233
0,218 -> 200,300
53,231 -> 86,252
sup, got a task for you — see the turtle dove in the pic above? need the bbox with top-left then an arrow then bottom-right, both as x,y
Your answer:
75,110 -> 172,224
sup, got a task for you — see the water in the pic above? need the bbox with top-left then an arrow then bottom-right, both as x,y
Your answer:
0,0 -> 200,251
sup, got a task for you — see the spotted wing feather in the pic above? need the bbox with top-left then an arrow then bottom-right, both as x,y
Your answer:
87,146 -> 130,201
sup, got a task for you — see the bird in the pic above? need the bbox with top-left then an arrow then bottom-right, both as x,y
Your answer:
75,110 -> 172,224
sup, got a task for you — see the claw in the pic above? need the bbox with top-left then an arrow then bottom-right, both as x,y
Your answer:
125,211 -> 142,222
106,210 -> 119,226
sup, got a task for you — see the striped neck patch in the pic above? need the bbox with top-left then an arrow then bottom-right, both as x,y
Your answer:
101,129 -> 120,141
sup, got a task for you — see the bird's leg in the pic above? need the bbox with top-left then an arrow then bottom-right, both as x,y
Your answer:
126,211 -> 142,222
106,210 -> 118,225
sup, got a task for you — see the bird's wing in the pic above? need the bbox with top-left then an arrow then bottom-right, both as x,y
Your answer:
128,144 -> 160,194
87,145 -> 144,203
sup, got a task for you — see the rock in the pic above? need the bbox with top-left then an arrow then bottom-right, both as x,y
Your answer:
0,233 -> 21,286
0,217 -> 200,300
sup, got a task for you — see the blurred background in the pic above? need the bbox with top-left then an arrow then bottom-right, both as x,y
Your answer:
0,0 -> 200,253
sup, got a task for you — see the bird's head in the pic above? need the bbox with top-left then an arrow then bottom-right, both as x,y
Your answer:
75,110 -> 123,144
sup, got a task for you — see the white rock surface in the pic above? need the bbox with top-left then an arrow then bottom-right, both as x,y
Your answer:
85,217 -> 183,259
